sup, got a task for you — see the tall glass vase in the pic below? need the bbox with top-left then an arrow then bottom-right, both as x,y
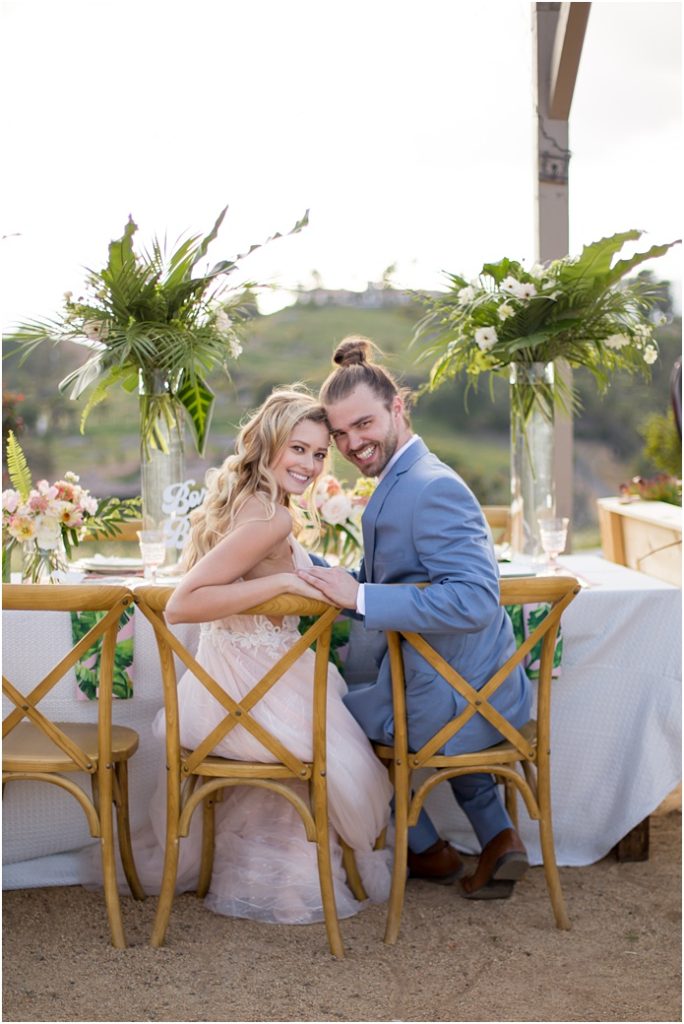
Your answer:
139,369 -> 185,567
510,362 -> 556,559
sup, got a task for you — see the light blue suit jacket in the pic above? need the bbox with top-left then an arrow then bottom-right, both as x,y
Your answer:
344,438 -> 532,755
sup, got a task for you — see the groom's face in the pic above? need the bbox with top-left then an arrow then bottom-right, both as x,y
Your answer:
325,384 -> 409,477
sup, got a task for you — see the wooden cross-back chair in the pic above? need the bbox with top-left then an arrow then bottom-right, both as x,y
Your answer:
134,587 -> 359,958
482,505 -> 513,546
375,574 -> 580,944
2,583 -> 145,949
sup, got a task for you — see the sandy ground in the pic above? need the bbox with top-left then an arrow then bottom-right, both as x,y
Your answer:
3,812 -> 681,1024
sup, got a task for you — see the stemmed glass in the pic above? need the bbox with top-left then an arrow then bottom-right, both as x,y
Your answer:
537,516 -> 569,574
137,530 -> 167,581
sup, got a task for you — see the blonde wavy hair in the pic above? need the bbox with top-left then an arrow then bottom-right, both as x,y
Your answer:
183,385 -> 329,569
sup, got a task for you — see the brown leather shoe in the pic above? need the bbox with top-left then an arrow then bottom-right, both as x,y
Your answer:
460,827 -> 529,900
407,839 -> 465,884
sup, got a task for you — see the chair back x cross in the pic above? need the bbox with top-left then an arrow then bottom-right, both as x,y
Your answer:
134,587 -> 355,958
375,574 -> 580,944
2,583 -> 144,948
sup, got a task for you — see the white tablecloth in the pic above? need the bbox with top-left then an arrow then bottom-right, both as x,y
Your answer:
3,555 -> 681,886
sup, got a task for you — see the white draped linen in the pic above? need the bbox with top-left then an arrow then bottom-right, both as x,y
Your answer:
2,554 -> 681,885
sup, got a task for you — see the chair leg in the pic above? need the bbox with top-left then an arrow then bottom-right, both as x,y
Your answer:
150,767 -> 183,948
310,777 -> 344,958
537,770 -> 570,930
504,776 -> 519,830
150,836 -> 181,947
340,839 -> 367,901
384,760 -> 410,945
113,760 -> 145,901
197,794 -> 216,898
97,767 -> 127,949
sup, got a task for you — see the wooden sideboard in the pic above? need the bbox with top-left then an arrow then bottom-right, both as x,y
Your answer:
597,497 -> 682,588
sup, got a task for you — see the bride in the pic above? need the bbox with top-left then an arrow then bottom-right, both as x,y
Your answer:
133,385 -> 393,924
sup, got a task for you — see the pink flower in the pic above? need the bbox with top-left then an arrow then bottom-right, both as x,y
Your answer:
2,490 -> 20,514
8,515 -> 36,541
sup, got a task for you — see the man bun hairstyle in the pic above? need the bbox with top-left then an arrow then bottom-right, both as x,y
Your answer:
321,335 -> 412,423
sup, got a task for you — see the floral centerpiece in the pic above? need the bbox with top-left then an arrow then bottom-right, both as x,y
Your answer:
6,206 -> 308,544
2,431 -> 141,583
298,473 -> 376,568
413,230 -> 680,555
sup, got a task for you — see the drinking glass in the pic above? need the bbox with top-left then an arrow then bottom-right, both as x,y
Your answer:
537,516 -> 569,573
137,530 -> 167,581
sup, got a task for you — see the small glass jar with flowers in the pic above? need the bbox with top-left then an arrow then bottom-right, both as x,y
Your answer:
2,432 -> 141,583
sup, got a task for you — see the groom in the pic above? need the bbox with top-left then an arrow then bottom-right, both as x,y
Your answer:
299,336 -> 531,899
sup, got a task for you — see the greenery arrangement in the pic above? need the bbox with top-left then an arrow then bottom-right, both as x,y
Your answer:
6,206 -> 308,456
413,230 -> 680,419
2,430 -> 141,582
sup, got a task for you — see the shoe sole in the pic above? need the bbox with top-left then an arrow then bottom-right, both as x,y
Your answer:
409,863 -> 466,885
460,850 -> 529,900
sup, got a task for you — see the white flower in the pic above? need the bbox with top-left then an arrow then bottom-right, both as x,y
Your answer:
516,282 -> 537,300
643,346 -> 658,365
63,291 -> 73,303
228,337 -> 243,359
475,326 -> 498,351
633,322 -> 652,340
498,303 -> 515,321
83,320 -> 109,342
321,493 -> 353,526
82,494 -> 98,515
604,333 -> 630,350
501,276 -> 520,295
529,262 -> 545,277
457,285 -> 476,304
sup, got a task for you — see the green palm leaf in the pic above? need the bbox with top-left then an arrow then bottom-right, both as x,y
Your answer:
6,430 -> 32,499
178,374 -> 215,456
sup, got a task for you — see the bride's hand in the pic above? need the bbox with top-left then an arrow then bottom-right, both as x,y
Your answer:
278,572 -> 332,603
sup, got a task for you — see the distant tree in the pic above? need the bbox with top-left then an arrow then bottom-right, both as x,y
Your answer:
640,408 -> 682,478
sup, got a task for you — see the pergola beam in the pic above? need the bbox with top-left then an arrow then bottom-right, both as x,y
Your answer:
549,2 -> 591,119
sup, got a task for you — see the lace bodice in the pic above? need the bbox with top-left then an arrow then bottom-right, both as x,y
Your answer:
200,615 -> 301,654
200,535 -> 311,654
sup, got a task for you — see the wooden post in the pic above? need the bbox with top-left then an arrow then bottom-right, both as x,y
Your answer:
532,3 -> 591,547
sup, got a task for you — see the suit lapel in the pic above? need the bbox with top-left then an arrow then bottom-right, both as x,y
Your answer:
361,438 -> 429,581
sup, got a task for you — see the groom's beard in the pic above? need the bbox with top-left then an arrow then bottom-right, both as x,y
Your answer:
347,423 -> 399,478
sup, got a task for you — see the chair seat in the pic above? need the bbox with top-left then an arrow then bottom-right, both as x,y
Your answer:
186,751 -> 312,781
3,721 -> 140,773
374,719 -> 538,768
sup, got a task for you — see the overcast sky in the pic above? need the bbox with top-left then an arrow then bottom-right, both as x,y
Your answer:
1,0 -> 681,329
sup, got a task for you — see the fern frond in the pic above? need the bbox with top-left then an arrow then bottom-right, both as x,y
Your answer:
6,430 -> 32,499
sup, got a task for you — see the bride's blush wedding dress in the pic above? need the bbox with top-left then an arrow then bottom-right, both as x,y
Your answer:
131,537 -> 393,924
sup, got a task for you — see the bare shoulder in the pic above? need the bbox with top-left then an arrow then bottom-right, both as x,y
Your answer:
232,497 -> 291,540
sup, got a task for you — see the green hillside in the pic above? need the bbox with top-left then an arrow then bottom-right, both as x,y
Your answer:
3,301 -> 681,540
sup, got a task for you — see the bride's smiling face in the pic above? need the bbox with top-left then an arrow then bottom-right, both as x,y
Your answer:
271,418 -> 329,497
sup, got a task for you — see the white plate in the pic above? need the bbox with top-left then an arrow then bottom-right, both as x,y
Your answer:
71,556 -> 144,575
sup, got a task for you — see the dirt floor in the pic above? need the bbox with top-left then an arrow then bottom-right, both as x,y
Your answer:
2,812 -> 681,1024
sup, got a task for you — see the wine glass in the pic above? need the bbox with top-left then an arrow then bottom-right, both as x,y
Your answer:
537,516 -> 569,574
137,530 -> 167,581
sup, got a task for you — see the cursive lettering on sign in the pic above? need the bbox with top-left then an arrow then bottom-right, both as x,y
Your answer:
161,480 -> 207,550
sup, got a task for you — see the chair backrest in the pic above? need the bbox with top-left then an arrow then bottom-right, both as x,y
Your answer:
386,576 -> 580,769
2,583 -> 133,774
83,519 -> 144,545
482,505 -> 513,545
133,587 -> 340,779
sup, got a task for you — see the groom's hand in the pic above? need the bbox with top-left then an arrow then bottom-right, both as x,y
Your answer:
296,567 -> 359,610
